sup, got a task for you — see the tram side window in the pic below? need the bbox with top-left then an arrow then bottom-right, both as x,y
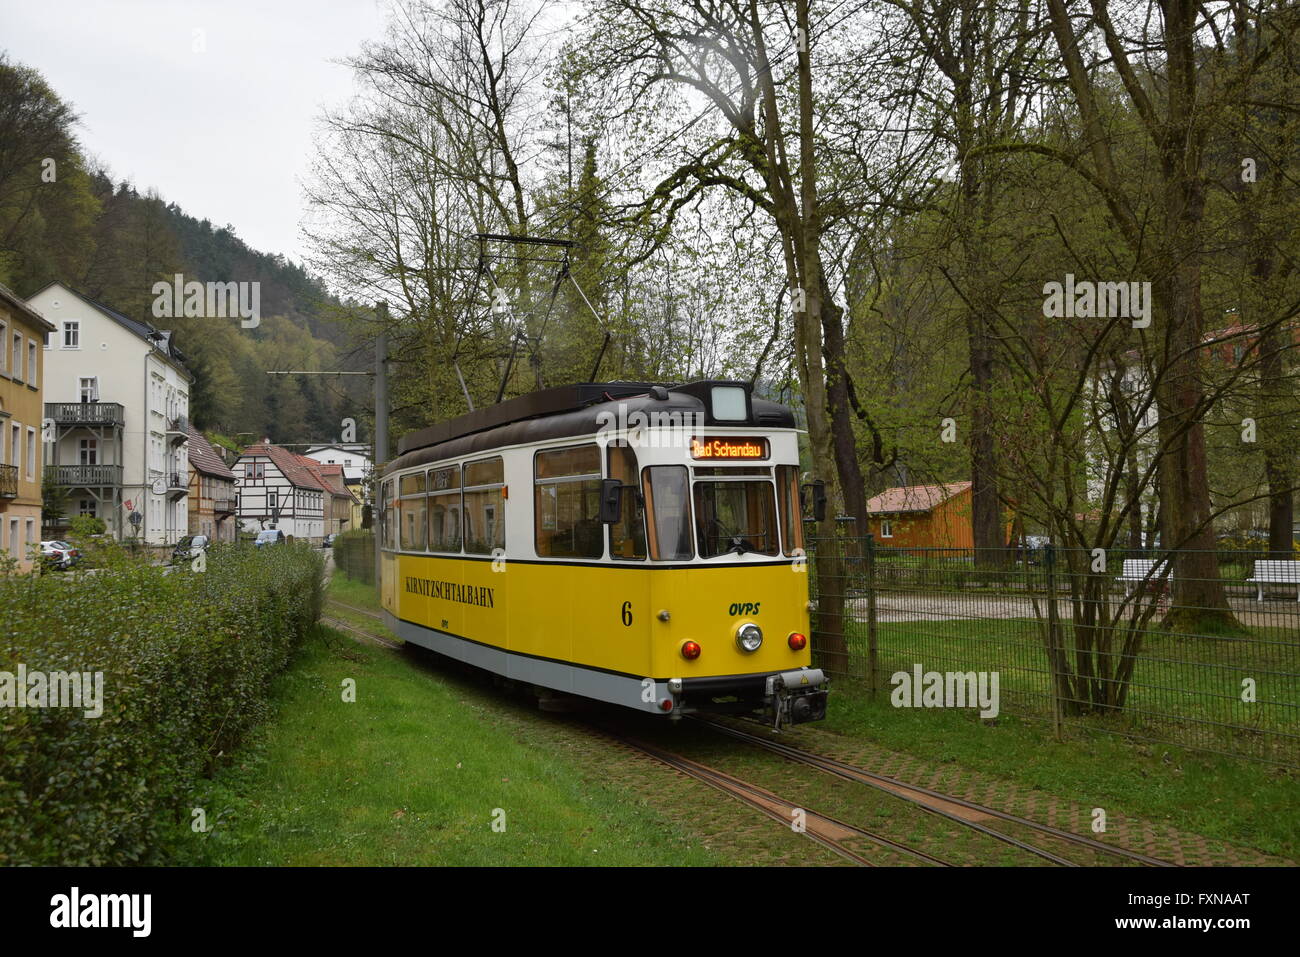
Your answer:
776,465 -> 805,556
399,472 -> 427,551
642,465 -> 693,561
535,444 -> 603,559
607,443 -> 646,560
463,457 -> 505,554
428,465 -> 462,552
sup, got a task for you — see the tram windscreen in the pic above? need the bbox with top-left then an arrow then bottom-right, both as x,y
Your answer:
642,466 -> 692,560
692,480 -> 779,558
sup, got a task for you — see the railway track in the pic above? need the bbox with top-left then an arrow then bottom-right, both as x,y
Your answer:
327,599 -> 386,623
590,727 -> 952,866
319,613 -> 402,650
695,717 -> 1176,868
314,606 -> 1174,867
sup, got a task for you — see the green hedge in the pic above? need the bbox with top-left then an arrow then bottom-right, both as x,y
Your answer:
0,543 -> 324,864
334,529 -> 375,584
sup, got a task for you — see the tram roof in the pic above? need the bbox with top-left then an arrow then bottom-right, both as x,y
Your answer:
385,380 -> 798,476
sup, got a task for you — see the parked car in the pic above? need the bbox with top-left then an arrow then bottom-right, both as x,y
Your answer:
322,533 -> 338,548
172,534 -> 210,563
254,529 -> 287,547
39,540 -> 81,571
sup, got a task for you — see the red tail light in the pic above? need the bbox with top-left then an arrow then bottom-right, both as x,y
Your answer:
788,632 -> 807,651
660,698 -> 674,711
681,641 -> 701,660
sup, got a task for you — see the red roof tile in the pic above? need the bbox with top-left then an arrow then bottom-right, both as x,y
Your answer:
240,443 -> 329,491
187,426 -> 236,479
865,481 -> 971,515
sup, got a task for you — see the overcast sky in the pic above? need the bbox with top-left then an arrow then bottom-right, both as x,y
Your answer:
3,0 -> 390,263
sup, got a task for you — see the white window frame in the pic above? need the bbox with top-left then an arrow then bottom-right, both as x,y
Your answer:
880,519 -> 893,539
62,321 -> 80,349
11,333 -> 22,383
25,427 -> 35,480
27,339 -> 36,385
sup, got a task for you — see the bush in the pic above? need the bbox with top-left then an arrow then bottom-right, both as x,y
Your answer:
0,542 -> 324,864
67,514 -> 107,538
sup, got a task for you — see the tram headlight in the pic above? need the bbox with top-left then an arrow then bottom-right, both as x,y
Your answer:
736,622 -> 763,653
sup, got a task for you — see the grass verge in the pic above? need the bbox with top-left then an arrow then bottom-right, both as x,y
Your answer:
820,682 -> 1299,860
167,628 -> 724,865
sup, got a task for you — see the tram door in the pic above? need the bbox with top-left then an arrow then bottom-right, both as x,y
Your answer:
596,444 -> 652,677
380,478 -> 400,612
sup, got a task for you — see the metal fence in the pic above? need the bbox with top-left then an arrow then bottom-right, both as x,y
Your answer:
333,531 -> 375,585
807,537 -> 1300,767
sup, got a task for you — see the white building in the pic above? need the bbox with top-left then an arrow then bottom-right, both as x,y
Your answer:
305,443 -> 372,530
27,282 -> 191,545
234,442 -> 326,541
303,444 -> 372,484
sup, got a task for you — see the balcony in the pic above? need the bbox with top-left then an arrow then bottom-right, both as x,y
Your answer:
167,471 -> 188,500
51,464 -> 123,488
0,464 -> 16,499
45,402 -> 126,429
166,415 -> 189,446
213,492 -> 238,514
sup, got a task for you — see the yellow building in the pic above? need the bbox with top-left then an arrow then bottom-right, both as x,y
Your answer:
0,283 -> 55,572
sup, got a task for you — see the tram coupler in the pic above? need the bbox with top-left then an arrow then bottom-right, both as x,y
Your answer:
766,668 -> 829,730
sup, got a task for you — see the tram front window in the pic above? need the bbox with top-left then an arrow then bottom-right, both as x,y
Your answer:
693,480 -> 779,558
642,465 -> 692,560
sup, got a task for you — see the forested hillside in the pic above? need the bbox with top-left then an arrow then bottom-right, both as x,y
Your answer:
0,53 -> 368,445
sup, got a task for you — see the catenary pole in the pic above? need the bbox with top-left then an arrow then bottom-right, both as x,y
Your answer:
374,302 -> 389,590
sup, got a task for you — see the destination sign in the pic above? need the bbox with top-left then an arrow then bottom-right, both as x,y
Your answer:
690,436 -> 769,460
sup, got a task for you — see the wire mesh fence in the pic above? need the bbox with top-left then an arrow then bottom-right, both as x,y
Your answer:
807,536 -> 1300,767
333,530 -> 375,585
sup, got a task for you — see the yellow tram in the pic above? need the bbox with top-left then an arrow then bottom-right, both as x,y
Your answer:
378,380 -> 829,725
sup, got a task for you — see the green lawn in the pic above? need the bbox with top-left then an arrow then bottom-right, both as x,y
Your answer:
836,616 -> 1300,765
821,682 -> 1300,859
171,569 -> 1298,864
166,627 -> 722,866
325,571 -> 382,613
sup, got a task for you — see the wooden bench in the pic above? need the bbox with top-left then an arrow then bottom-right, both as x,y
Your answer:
1116,559 -> 1170,595
1246,560 -> 1300,601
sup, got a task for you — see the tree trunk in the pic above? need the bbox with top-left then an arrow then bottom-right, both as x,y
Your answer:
820,278 -> 868,538
1154,247 -> 1238,631
1258,324 -> 1294,558
966,312 -> 1004,561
